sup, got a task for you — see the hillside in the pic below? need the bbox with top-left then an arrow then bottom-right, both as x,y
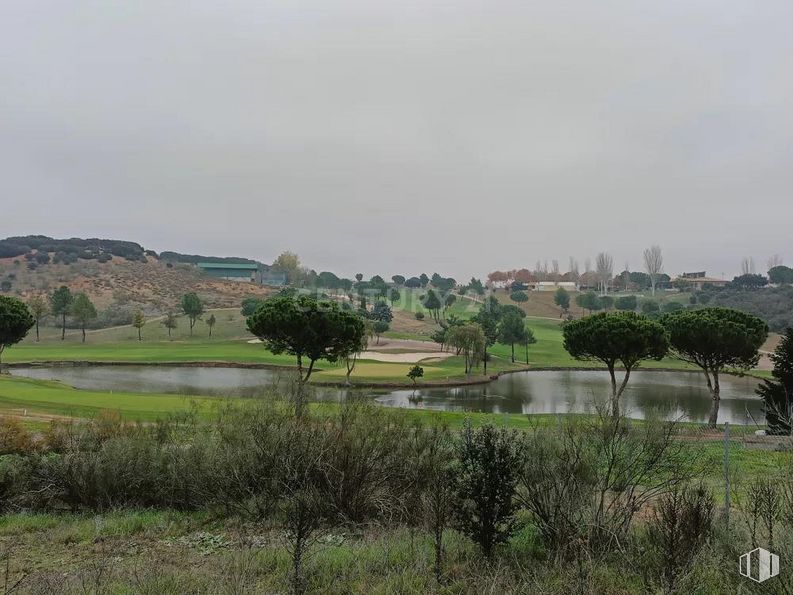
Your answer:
0,236 -> 271,321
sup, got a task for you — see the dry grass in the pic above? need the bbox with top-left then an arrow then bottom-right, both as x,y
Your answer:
0,255 -> 271,311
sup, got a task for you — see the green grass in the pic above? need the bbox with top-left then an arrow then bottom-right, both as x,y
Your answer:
4,300 -> 525,384
488,317 -> 695,371
27,308 -> 252,344
0,374 -> 765,440
2,304 -> 738,389
8,339 -> 294,365
0,509 -> 199,540
0,375 -> 215,421
17,295 -> 760,378
0,364 -> 519,422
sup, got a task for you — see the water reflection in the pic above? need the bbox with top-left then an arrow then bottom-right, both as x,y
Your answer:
374,370 -> 762,425
10,366 -> 763,425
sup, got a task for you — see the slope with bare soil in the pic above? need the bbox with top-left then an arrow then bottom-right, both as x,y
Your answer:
0,255 -> 270,311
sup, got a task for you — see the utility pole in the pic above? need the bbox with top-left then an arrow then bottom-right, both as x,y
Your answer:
724,422 -> 731,531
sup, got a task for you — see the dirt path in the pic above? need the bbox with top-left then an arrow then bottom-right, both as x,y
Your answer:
3,408 -> 77,424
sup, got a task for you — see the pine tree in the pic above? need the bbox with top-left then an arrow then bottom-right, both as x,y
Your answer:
757,328 -> 793,434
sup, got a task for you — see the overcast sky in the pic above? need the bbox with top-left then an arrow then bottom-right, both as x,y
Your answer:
2,1 -> 792,280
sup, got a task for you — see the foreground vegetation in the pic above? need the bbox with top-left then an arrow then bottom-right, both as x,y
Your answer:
0,398 -> 789,593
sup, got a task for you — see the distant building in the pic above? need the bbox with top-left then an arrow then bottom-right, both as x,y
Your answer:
260,271 -> 287,287
196,262 -> 259,282
577,271 -> 599,290
536,281 -> 577,292
672,271 -> 728,291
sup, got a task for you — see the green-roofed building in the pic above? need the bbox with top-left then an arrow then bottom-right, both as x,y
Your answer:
196,262 -> 259,282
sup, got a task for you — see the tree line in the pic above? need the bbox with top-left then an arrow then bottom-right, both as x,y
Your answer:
562,308 -> 768,427
9,289 -> 216,345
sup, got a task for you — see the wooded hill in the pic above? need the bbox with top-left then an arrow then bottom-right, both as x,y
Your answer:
0,235 -> 271,325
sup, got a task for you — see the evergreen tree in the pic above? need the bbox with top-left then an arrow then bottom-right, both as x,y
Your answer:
70,293 -> 97,343
0,296 -> 34,365
757,328 -> 793,434
49,286 -> 73,340
161,311 -> 178,339
132,310 -> 146,341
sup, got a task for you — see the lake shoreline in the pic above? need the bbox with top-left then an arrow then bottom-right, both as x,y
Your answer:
2,360 -> 758,390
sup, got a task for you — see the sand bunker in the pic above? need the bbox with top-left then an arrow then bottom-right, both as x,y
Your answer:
246,338 -> 453,363
356,350 -> 454,363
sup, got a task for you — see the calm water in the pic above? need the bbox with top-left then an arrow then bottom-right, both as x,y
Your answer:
376,370 -> 763,425
10,365 -> 764,425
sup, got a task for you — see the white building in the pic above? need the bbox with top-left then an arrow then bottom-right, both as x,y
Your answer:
536,281 -> 577,292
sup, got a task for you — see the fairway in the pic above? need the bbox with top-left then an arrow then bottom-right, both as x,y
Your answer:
6,307 -> 699,378
317,362 -> 444,379
0,375 -> 214,422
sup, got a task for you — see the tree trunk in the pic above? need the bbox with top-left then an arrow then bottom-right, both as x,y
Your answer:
525,343 -> 529,365
294,356 -> 315,419
81,325 -> 86,343
35,321 -> 40,342
138,328 -> 141,341
295,377 -> 306,418
706,369 -> 721,428
292,532 -> 306,595
345,355 -> 355,386
511,343 -> 515,363
61,314 -> 66,340
607,363 -> 619,417
434,524 -> 444,584
615,367 -> 632,400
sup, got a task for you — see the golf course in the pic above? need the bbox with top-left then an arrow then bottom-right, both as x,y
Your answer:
0,291 -> 721,426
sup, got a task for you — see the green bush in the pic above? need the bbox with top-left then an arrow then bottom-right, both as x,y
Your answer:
615,295 -> 637,311
661,301 -> 684,313
454,422 -> 520,557
641,299 -> 660,314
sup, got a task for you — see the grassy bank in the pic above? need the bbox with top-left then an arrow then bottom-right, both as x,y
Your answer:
0,512 -> 651,593
6,312 -> 695,380
0,374 -> 781,478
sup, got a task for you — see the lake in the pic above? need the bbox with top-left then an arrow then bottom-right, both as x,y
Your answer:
9,365 -> 764,425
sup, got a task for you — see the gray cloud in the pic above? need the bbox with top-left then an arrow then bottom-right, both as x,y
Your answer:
2,1 -> 792,279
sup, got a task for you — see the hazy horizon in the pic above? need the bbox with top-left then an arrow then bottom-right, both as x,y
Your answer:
3,1 -> 792,280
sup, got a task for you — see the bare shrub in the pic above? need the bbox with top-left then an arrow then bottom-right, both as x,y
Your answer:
516,418 -> 596,557
517,414 -> 701,557
419,425 -> 456,583
0,417 -> 34,455
278,418 -> 335,595
318,401 -> 422,524
647,484 -> 714,593
741,477 -> 782,549
208,401 -> 296,519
